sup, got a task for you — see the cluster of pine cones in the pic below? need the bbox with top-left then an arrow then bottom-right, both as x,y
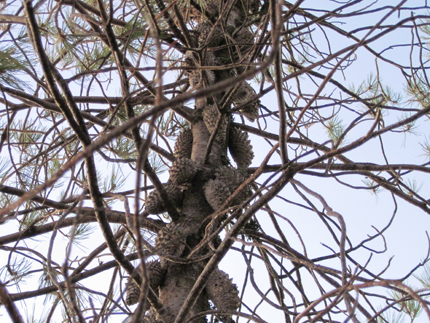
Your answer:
144,127 -> 253,215
125,0 -> 261,321
126,261 -> 240,323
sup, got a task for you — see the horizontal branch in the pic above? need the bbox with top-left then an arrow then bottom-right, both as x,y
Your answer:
9,252 -> 145,301
0,14 -> 27,24
0,86 -> 174,161
0,184 -> 158,210
0,211 -> 163,245
0,185 -> 71,210
248,162 -> 430,175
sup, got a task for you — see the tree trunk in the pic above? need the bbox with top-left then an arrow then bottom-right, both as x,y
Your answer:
126,0 -> 260,321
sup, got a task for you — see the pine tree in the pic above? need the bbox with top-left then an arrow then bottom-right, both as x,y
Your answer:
1,1 -> 430,323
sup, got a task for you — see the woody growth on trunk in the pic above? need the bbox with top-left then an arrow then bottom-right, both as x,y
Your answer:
125,0 -> 260,322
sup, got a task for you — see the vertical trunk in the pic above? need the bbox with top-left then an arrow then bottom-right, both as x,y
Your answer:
127,0 -> 260,321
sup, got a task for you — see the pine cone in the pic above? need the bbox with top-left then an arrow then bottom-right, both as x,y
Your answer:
214,167 -> 252,206
196,21 -> 224,48
189,69 -> 216,89
216,167 -> 244,190
204,178 -> 231,211
206,0 -> 220,17
147,260 -> 166,290
202,104 -> 228,144
125,260 -> 166,306
228,127 -> 254,169
204,51 -> 220,68
202,104 -> 221,134
225,7 -> 242,28
205,269 -> 240,322
184,50 -> 216,89
233,27 -> 254,56
155,221 -> 192,260
125,278 -> 140,306
174,129 -> 193,160
249,0 -> 261,14
232,82 -> 259,122
232,82 -> 254,103
145,183 -> 183,215
169,158 -> 197,184
240,100 -> 260,122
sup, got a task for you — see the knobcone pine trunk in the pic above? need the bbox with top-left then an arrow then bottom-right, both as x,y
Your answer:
126,0 -> 261,321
